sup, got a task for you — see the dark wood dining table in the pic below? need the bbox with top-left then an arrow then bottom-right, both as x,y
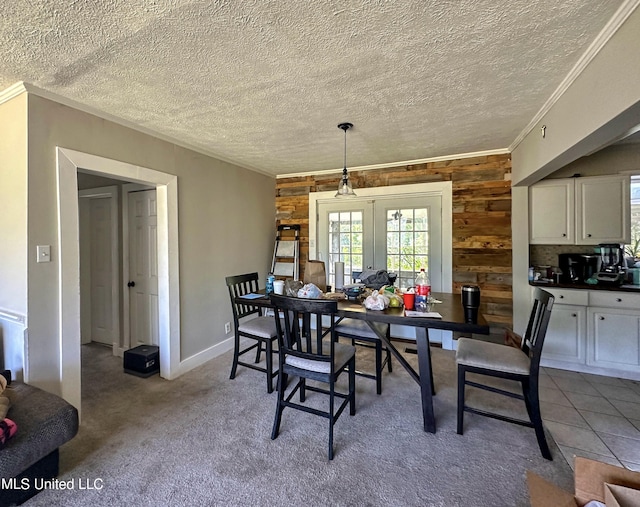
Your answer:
235,291 -> 490,434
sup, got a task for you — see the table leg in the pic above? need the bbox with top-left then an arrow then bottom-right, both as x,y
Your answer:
365,322 -> 420,384
414,327 -> 436,433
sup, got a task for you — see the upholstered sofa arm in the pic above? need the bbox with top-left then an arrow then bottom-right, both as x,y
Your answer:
1,381 -> 79,479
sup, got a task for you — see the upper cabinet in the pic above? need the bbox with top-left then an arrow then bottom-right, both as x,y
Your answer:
575,176 -> 630,244
530,175 -> 630,245
529,179 -> 575,244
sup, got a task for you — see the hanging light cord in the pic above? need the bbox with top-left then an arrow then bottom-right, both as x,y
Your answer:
342,127 -> 348,182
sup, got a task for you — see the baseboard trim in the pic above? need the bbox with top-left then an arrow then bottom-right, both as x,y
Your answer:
178,336 -> 236,376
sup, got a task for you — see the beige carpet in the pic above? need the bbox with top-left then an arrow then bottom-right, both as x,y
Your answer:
24,342 -> 573,506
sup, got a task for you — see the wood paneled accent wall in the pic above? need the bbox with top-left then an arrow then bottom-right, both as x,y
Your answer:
275,154 -> 513,327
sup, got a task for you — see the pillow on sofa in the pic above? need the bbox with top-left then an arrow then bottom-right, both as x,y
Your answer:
0,418 -> 17,448
0,374 -> 10,419
0,375 -> 17,447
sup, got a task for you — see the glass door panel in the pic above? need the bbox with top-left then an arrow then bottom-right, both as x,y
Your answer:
318,201 -> 374,289
329,210 -> 364,285
374,196 -> 442,291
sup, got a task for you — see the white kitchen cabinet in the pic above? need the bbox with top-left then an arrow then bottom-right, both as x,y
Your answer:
529,179 -> 574,245
543,305 -> 587,364
540,288 -> 587,366
529,175 -> 630,245
586,291 -> 640,374
575,175 -> 630,245
536,287 -> 640,380
587,307 -> 640,373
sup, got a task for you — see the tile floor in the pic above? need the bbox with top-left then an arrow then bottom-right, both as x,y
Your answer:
539,366 -> 640,471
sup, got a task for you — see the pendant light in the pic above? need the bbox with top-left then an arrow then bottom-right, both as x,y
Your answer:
335,122 -> 356,197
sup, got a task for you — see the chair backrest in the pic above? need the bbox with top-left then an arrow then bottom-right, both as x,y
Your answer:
521,288 -> 555,373
225,273 -> 262,323
269,294 -> 338,370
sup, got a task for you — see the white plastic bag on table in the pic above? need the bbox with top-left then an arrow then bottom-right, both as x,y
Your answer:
297,283 -> 323,299
363,290 -> 389,310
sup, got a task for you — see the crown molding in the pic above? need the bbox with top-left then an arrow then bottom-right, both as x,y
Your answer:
276,148 -> 510,179
509,0 -> 640,152
0,81 -> 274,178
0,81 -> 29,104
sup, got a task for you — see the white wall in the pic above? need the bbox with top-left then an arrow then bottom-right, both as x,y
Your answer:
0,95 -> 27,315
512,7 -> 640,187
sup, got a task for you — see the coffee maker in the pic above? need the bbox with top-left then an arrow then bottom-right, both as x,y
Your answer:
595,243 -> 625,285
558,253 -> 600,283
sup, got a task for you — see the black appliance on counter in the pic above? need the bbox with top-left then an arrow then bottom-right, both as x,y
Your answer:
558,253 -> 600,284
595,243 -> 626,285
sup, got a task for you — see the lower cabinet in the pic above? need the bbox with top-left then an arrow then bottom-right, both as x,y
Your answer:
540,288 -> 588,366
543,304 -> 586,364
537,287 -> 640,380
587,307 -> 640,373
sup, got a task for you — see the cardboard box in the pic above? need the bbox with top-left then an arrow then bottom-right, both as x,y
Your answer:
527,457 -> 640,507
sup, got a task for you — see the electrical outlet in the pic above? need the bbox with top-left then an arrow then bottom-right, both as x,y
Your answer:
224,322 -> 231,334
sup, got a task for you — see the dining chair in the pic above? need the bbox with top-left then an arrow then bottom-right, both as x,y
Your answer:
455,287 -> 555,460
225,273 -> 278,393
334,319 -> 392,395
269,294 -> 356,460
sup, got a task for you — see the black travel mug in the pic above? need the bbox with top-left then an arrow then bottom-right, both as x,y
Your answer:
461,285 -> 480,324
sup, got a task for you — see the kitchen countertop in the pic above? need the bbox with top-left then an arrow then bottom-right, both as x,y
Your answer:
530,281 -> 640,292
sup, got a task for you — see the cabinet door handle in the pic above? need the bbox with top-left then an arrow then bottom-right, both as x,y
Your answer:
559,295 -> 564,299
616,298 -> 622,302
571,313 -> 577,317
562,233 -> 566,237
599,316 -> 605,320
587,233 -> 592,237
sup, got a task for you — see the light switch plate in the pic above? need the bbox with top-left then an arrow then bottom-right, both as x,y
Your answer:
37,245 -> 51,263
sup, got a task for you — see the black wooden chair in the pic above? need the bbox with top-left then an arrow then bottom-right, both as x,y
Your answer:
455,287 -> 555,460
226,273 -> 278,393
269,294 -> 356,460
334,319 -> 392,394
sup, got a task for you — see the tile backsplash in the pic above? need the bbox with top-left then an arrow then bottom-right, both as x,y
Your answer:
529,244 -> 599,269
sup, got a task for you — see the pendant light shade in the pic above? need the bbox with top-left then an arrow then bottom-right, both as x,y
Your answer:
335,122 -> 356,197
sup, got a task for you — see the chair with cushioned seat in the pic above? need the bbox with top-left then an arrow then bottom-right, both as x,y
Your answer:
226,272 -> 278,393
269,294 -> 356,460
334,318 -> 392,394
455,287 -> 555,460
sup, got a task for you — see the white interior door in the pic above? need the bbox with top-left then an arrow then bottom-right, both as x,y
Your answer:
128,189 -> 159,347
79,186 -> 119,351
89,198 -> 115,345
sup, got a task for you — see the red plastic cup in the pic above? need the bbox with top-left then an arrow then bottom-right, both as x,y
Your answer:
402,292 -> 415,311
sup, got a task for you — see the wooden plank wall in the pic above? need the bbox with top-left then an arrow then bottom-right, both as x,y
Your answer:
275,153 -> 513,328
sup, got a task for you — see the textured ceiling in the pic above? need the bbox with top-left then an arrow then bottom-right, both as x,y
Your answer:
0,0 -> 627,176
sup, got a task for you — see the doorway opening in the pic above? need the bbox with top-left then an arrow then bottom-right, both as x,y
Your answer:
56,148 -> 180,413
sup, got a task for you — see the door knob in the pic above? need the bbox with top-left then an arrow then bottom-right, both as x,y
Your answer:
127,281 -> 136,288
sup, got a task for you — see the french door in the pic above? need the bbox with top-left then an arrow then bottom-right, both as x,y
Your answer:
318,195 -> 442,292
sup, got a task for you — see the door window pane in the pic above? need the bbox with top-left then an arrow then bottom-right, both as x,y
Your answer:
328,211 -> 363,287
386,207 -> 430,289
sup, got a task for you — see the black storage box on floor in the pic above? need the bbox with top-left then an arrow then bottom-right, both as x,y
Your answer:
124,345 -> 160,377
